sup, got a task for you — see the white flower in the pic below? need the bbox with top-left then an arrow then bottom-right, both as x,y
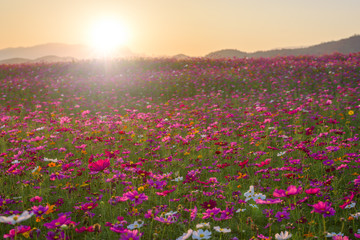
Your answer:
254,193 -> 266,200
127,220 -> 144,230
244,185 -> 266,202
192,229 -> 212,239
275,231 -> 292,240
196,222 -> 210,229
0,211 -> 34,224
213,226 -> 231,233
176,229 -> 193,240
351,212 -> 360,219
277,151 -> 286,157
326,232 -> 343,238
357,229 -> 360,234
31,166 -> 41,173
43,157 -> 58,163
249,204 -> 259,209
244,185 -> 255,202
172,176 -> 183,182
236,208 -> 246,213
11,160 -> 20,164
344,202 -> 356,209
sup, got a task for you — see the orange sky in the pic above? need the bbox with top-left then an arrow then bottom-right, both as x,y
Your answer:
1,0 -> 359,56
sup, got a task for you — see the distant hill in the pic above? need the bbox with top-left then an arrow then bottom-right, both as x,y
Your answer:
205,49 -> 248,59
172,54 -> 192,60
205,35 -> 360,59
0,43 -> 134,63
0,55 -> 75,65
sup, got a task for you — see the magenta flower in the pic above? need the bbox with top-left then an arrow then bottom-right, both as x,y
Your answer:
311,201 -> 336,217
123,190 -> 148,205
256,198 -> 283,204
273,189 -> 286,198
29,196 -> 42,202
4,225 -> 32,239
219,207 -> 234,220
202,207 -> 221,220
31,205 -> 49,217
88,158 -> 110,172
273,185 -> 302,198
144,208 -> 160,219
354,176 -> 360,185
285,185 -> 302,196
305,188 -> 320,195
275,210 -> 290,222
339,193 -> 354,209
332,236 -> 349,240
119,229 -> 143,240
43,215 -> 74,229
46,231 -> 66,240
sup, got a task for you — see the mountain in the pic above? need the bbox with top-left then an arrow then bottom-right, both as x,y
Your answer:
172,54 -> 192,60
0,43 -> 134,62
205,35 -> 360,59
0,55 -> 76,65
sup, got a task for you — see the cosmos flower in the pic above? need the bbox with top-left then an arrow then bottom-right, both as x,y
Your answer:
305,188 -> 320,195
213,226 -> 231,233
119,229 -> 143,240
3,225 -> 32,239
256,198 -> 283,204
275,210 -> 290,222
310,201 -> 336,217
202,208 -> 221,220
176,229 -> 193,240
43,215 -> 74,229
127,220 -> 144,230
0,211 -> 33,225
196,222 -> 210,229
192,229 -> 212,240
275,231 -> 292,240
31,205 -> 49,217
123,190 -> 148,205
88,158 -> 110,172
200,200 -> 217,209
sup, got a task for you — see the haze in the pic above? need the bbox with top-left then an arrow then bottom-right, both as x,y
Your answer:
1,0 -> 359,57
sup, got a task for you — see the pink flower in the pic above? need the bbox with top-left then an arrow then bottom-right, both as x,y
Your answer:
4,226 -> 32,239
273,189 -> 286,198
256,198 -> 283,204
156,187 -> 176,196
30,196 -> 42,202
88,158 -> 110,172
285,185 -> 302,196
202,207 -> 221,220
310,201 -> 336,217
123,191 -> 148,205
332,236 -> 349,240
339,193 -> 354,209
273,185 -> 302,198
43,215 -> 74,229
119,229 -> 143,240
305,188 -> 320,195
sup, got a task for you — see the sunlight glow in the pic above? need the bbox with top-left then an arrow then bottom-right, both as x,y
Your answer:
89,17 -> 128,57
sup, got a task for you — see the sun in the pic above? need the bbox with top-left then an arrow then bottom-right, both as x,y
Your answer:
89,17 -> 128,57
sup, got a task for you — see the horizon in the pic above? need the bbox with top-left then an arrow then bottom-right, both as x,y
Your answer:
1,0 -> 360,57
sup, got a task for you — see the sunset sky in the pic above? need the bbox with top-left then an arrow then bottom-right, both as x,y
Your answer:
1,0 -> 359,57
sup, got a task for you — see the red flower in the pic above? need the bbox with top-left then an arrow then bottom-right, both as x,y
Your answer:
88,158 -> 110,172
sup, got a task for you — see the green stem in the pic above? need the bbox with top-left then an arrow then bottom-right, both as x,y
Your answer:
322,215 -> 327,239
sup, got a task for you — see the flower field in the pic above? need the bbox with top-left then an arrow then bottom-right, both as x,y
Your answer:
0,53 -> 359,239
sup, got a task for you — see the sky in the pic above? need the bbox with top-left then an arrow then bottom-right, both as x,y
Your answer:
1,0 -> 360,57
